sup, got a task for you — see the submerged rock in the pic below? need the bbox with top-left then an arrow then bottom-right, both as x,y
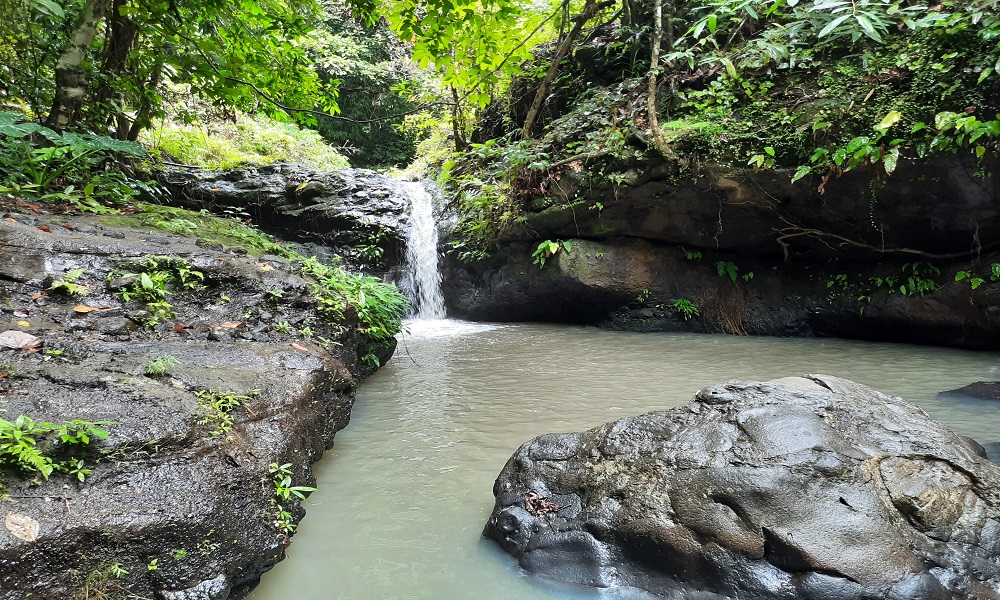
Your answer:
940,382 -> 1000,403
484,375 -> 1000,599
0,215 -> 394,599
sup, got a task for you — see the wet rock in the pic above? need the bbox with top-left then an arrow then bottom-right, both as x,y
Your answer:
159,164 -> 413,269
443,238 -> 1000,349
485,375 -> 1000,599
939,381 -> 1000,402
0,216 -> 394,599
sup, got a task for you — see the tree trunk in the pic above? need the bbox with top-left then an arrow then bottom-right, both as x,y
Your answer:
521,0 -> 615,139
46,0 -> 111,130
647,0 -> 671,157
96,0 -> 139,138
451,85 -> 468,151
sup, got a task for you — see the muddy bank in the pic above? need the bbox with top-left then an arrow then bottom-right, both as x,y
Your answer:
0,211 -> 394,599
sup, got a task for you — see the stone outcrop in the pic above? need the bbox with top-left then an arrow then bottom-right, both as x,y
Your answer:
160,164 -> 414,269
442,157 -> 1000,349
0,212 -> 392,599
444,237 -> 1000,349
485,375 -> 1000,599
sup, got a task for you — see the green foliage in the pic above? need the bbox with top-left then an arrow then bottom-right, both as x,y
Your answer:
532,239 -> 571,269
0,112 -> 146,211
145,355 -> 180,377
1,0 -> 362,136
115,256 -> 205,325
141,112 -> 350,170
194,388 -> 259,435
299,257 -> 409,342
268,462 -> 316,536
671,298 -> 700,320
715,260 -> 740,282
871,262 -> 941,296
0,416 -> 112,482
49,269 -> 89,296
308,11 -> 421,168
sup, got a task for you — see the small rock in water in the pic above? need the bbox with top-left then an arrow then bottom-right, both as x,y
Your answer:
939,381 -> 1000,402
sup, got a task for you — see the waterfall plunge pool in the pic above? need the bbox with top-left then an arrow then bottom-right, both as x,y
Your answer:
249,321 -> 1000,599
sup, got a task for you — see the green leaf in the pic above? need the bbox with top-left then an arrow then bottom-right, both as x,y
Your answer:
818,14 -> 852,38
877,111 -> 903,131
883,153 -> 897,175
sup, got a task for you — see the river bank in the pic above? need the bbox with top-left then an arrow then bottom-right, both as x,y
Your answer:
0,205 -> 400,599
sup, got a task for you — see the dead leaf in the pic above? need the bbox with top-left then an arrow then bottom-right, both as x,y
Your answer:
256,262 -> 273,271
60,223 -> 74,230
0,330 -> 41,350
73,305 -> 108,314
4,217 -> 14,222
36,225 -> 51,233
31,293 -> 46,300
290,343 -> 310,353
12,309 -> 28,318
4,513 -> 39,542
221,321 -> 241,329
15,320 -> 29,328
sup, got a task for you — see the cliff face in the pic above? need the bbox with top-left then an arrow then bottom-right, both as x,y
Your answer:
0,211 -> 394,599
442,156 -> 1000,349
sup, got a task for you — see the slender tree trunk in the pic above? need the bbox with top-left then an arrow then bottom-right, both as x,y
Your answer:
521,0 -> 615,139
47,0 -> 111,130
647,0 -> 671,156
450,85 -> 468,151
96,0 -> 139,138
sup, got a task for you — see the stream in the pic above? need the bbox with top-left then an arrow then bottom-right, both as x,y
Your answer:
249,319 -> 1000,599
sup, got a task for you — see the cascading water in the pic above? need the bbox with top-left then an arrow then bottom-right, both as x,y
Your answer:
400,181 -> 446,320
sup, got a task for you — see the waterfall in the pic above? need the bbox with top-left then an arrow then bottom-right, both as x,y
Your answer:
400,181 -> 446,320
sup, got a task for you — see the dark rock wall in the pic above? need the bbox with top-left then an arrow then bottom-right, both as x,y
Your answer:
443,157 -> 1000,349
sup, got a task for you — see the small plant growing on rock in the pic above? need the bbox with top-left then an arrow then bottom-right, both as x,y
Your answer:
194,388 -> 259,435
144,355 -> 180,376
115,256 -> 204,325
0,416 -> 112,482
671,298 -> 700,320
268,462 -> 316,536
49,269 -> 90,296
532,240 -> 571,269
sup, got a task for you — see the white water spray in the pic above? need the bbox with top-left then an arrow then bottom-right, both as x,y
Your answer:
401,182 -> 446,319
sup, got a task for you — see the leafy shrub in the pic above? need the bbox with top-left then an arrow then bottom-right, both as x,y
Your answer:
141,113 -> 350,170
0,111 -> 146,211
0,416 -> 112,482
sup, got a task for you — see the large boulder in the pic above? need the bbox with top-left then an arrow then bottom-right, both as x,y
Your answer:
484,375 -> 1000,600
159,164 -> 413,268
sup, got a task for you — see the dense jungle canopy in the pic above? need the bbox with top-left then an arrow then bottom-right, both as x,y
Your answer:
0,0 -> 997,216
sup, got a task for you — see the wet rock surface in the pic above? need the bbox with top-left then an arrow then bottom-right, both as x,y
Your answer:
443,238 -> 1000,349
485,375 -> 1000,600
0,214 -> 392,599
160,164 -> 413,268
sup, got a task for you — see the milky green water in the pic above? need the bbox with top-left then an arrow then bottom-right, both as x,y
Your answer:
249,321 -> 1000,600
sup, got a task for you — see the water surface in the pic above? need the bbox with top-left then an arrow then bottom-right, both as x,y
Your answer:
250,322 -> 1000,599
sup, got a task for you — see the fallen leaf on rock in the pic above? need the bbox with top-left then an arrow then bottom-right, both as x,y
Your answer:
12,309 -> 28,318
221,321 -> 241,329
15,320 -> 29,328
73,305 -> 108,314
31,293 -> 45,300
61,223 -> 74,230
256,262 -> 273,271
36,225 -> 51,233
4,513 -> 39,542
172,322 -> 194,333
0,330 -> 42,350
290,343 -> 310,353
4,217 -> 14,222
